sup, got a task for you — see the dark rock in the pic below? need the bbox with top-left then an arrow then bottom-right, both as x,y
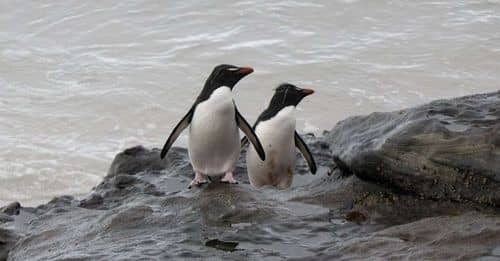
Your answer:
0,228 -> 19,261
2,92 -> 500,260
37,195 -> 77,212
345,210 -> 367,224
79,193 -> 104,210
327,91 -> 500,207
323,212 -> 500,260
112,174 -> 140,188
5,137 -> 336,261
204,239 -> 239,252
332,156 -> 352,177
0,213 -> 13,224
107,146 -> 174,177
291,173 -> 490,226
0,202 -> 21,216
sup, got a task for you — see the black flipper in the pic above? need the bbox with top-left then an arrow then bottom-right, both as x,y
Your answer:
160,107 -> 194,159
235,107 -> 266,160
294,132 -> 317,174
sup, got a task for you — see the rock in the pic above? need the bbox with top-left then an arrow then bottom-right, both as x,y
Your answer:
78,193 -> 104,209
325,212 -> 500,260
0,228 -> 19,261
36,195 -> 77,212
0,213 -> 13,224
6,136 -> 338,261
327,91 -> 500,207
106,146 -> 171,177
345,210 -> 368,224
3,92 -> 500,260
292,173 -> 488,226
0,202 -> 21,216
204,239 -> 239,252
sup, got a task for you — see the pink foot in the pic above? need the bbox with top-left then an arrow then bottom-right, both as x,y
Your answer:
220,172 -> 238,184
188,172 -> 208,189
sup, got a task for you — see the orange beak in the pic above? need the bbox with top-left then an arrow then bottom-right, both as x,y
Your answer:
238,66 -> 254,75
301,88 -> 315,96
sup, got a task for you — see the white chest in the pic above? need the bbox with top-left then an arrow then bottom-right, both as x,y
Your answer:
255,106 -> 296,146
188,86 -> 240,174
246,106 -> 297,188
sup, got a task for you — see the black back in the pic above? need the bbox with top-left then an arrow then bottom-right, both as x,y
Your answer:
194,64 -> 252,105
254,83 -> 312,127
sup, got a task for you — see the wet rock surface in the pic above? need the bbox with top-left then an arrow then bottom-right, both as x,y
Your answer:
0,228 -> 19,261
0,203 -> 20,217
2,91 -> 500,260
328,90 -> 500,207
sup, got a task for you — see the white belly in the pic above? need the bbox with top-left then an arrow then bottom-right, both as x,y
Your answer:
188,87 -> 240,175
246,106 -> 296,189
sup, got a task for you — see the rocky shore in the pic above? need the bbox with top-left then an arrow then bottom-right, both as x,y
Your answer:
1,91 -> 499,260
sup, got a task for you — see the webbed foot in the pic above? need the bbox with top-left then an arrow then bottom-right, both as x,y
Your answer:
220,172 -> 238,184
188,172 -> 209,189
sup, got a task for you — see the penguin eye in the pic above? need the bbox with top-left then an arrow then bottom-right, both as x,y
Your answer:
227,68 -> 239,72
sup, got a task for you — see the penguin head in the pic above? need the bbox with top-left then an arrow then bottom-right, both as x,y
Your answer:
204,64 -> 254,90
271,83 -> 314,108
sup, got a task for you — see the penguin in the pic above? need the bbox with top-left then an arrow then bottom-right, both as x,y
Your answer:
244,83 -> 316,189
160,64 -> 266,188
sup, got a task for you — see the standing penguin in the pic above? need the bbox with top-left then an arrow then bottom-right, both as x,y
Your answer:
160,64 -> 266,188
245,83 -> 316,189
